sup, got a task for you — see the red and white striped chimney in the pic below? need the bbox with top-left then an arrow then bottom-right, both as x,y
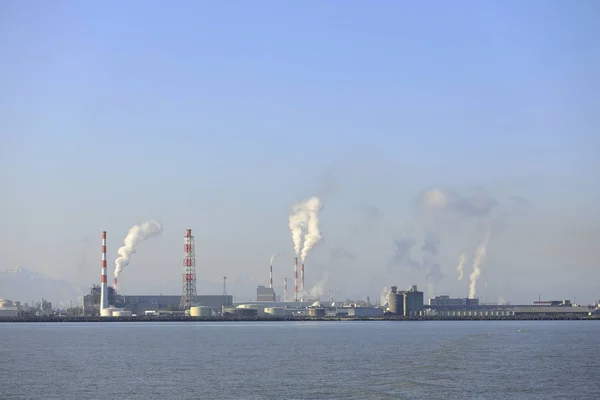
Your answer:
300,263 -> 305,301
294,257 -> 298,302
100,231 -> 108,310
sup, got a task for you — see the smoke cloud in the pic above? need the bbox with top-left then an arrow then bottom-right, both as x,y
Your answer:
379,285 -> 391,307
329,246 -> 356,262
288,203 -> 308,257
418,188 -> 499,219
421,231 -> 443,283
468,228 -> 490,299
302,271 -> 329,300
300,197 -> 324,262
269,253 -> 279,266
388,237 -> 420,269
456,251 -> 467,281
288,196 -> 324,261
422,232 -> 440,256
114,221 -> 163,280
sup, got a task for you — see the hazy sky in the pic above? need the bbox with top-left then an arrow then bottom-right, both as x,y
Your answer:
1,1 -> 599,304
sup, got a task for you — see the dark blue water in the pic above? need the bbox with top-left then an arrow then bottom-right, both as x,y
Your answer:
1,321 -> 599,400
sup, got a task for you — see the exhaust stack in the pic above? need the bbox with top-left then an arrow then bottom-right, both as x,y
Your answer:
284,277 -> 288,302
100,231 -> 108,311
300,263 -> 305,301
269,265 -> 273,289
294,257 -> 298,302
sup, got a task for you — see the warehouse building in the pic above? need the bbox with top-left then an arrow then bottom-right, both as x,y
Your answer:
429,296 -> 480,308
82,285 -> 233,315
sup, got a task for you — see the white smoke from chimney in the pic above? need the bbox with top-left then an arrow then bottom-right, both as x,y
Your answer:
468,228 -> 490,299
289,203 -> 309,256
114,220 -> 163,280
302,271 -> 328,300
380,285 -> 391,307
270,252 -> 279,266
289,196 -> 324,260
456,251 -> 467,281
300,197 -> 324,262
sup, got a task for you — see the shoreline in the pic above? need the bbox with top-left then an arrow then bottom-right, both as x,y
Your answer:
1,315 -> 597,323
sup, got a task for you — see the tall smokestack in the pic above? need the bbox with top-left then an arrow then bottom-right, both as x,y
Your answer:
300,263 -> 305,301
294,257 -> 298,302
269,265 -> 273,289
284,277 -> 288,302
100,231 -> 108,310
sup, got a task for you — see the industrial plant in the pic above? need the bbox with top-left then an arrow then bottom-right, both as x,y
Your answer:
2,226 -> 600,321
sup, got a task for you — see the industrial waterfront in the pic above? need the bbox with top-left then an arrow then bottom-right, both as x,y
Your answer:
2,228 -> 600,321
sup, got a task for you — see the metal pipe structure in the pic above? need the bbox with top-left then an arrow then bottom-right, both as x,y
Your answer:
100,231 -> 108,311
294,257 -> 298,302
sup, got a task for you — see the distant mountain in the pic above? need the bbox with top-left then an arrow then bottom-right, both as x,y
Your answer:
0,267 -> 86,307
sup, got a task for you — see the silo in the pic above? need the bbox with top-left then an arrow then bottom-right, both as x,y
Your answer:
190,306 -> 212,317
264,307 -> 285,317
237,304 -> 265,316
307,307 -> 326,317
388,290 -> 404,316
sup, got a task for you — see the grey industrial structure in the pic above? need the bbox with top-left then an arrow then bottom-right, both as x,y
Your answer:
83,285 -> 233,315
425,295 -> 598,318
388,285 -> 424,316
256,285 -> 276,302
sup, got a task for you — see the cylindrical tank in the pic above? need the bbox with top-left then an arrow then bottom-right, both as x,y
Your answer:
307,307 -> 326,317
264,307 -> 285,317
388,292 -> 404,315
190,306 -> 212,317
237,304 -> 265,316
100,308 -> 114,317
112,310 -> 132,317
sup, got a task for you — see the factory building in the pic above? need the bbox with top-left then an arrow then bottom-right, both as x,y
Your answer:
256,285 -> 276,302
83,285 -> 121,315
429,296 -> 480,308
82,285 -> 233,315
388,285 -> 424,316
532,300 -> 572,307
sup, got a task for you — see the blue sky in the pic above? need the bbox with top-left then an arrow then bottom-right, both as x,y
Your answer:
1,1 -> 599,304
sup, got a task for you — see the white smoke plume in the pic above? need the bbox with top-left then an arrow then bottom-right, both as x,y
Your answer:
114,221 -> 163,281
302,271 -> 329,300
301,197 -> 324,262
288,196 -> 324,260
270,253 -> 279,265
468,228 -> 490,299
456,251 -> 467,281
380,285 -> 391,307
289,202 -> 309,256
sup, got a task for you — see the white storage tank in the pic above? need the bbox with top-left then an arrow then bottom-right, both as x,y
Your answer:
112,310 -> 132,317
190,306 -> 212,317
264,307 -> 285,317
237,304 -> 265,316
100,308 -> 114,317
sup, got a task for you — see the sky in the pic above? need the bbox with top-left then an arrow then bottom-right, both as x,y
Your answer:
1,1 -> 599,305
